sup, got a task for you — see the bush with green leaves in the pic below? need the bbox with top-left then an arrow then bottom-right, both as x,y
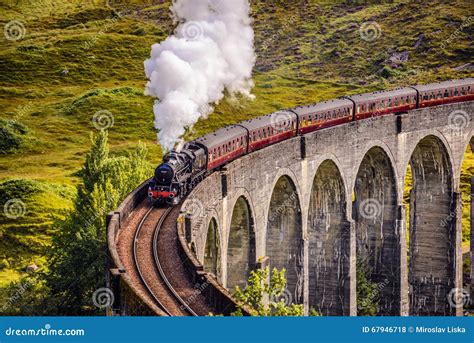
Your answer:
356,257 -> 380,316
232,266 -> 305,316
0,119 -> 29,154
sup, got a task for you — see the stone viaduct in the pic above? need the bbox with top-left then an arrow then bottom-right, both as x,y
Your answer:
181,101 -> 473,316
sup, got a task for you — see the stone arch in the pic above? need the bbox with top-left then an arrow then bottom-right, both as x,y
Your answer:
350,140 -> 399,196
264,168 -> 303,224
353,146 -> 399,315
226,196 -> 256,290
406,135 -> 455,315
266,175 -> 303,304
308,160 -> 349,315
204,217 -> 220,281
306,154 -> 350,213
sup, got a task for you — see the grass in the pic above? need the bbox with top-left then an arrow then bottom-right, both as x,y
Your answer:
0,0 -> 472,290
0,179 -> 75,289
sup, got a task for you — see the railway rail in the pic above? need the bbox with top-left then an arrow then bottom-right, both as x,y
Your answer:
132,205 -> 199,316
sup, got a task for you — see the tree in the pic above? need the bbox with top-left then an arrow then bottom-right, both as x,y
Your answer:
44,131 -> 151,314
356,257 -> 380,316
232,266 -> 305,316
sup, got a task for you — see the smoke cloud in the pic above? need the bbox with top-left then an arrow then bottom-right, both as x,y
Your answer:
144,0 -> 256,151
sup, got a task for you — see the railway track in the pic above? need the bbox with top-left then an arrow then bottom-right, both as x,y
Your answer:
132,205 -> 197,316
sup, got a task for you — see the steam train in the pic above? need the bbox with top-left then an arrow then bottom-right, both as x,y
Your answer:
148,78 -> 473,205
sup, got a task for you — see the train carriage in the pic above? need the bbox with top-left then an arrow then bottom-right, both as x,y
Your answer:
238,111 -> 298,153
291,99 -> 353,134
414,78 -> 474,108
194,125 -> 248,170
348,87 -> 418,120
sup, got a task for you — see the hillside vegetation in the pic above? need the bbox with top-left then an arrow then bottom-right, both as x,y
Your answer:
1,0 -> 472,298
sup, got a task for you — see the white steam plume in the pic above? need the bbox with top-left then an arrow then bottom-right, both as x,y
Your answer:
144,0 -> 256,151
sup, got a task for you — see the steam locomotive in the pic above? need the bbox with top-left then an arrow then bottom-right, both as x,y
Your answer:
148,78 -> 473,205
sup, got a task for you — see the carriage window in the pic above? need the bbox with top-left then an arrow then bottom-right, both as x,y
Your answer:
444,89 -> 449,97
454,88 -> 459,96
461,87 -> 466,95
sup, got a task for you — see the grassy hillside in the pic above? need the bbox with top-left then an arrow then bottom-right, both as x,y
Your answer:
1,0 -> 473,293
